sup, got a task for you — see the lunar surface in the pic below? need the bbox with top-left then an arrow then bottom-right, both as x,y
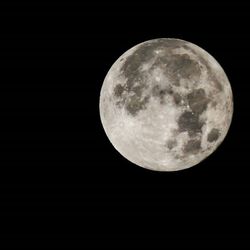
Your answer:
99,38 -> 233,171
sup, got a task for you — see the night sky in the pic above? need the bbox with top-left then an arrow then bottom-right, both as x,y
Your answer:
0,0 -> 249,248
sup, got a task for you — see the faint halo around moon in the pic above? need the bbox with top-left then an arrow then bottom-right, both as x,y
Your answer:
99,38 -> 233,172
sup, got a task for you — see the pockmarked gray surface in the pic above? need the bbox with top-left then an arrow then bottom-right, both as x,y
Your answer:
99,38 -> 233,171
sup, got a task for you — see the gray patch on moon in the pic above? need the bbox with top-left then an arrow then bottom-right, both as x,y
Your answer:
184,139 -> 201,154
151,51 -> 201,87
183,44 -> 224,92
173,92 -> 182,105
151,85 -> 168,104
125,95 -> 150,116
178,111 -> 204,136
166,139 -> 177,150
176,89 -> 208,139
152,85 -> 166,97
207,128 -> 220,142
187,88 -> 209,114
113,84 -> 125,98
166,53 -> 201,82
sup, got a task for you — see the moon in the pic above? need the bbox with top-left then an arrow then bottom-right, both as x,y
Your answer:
99,38 -> 233,171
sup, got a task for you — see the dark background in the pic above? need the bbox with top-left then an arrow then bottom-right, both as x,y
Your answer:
0,0 -> 249,248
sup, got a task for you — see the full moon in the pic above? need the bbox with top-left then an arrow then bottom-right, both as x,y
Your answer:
99,38 -> 233,171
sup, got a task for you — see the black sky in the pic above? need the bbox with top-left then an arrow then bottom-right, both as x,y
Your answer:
0,0 -> 249,248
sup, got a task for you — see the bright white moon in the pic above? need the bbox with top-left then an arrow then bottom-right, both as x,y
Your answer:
99,38 -> 233,171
